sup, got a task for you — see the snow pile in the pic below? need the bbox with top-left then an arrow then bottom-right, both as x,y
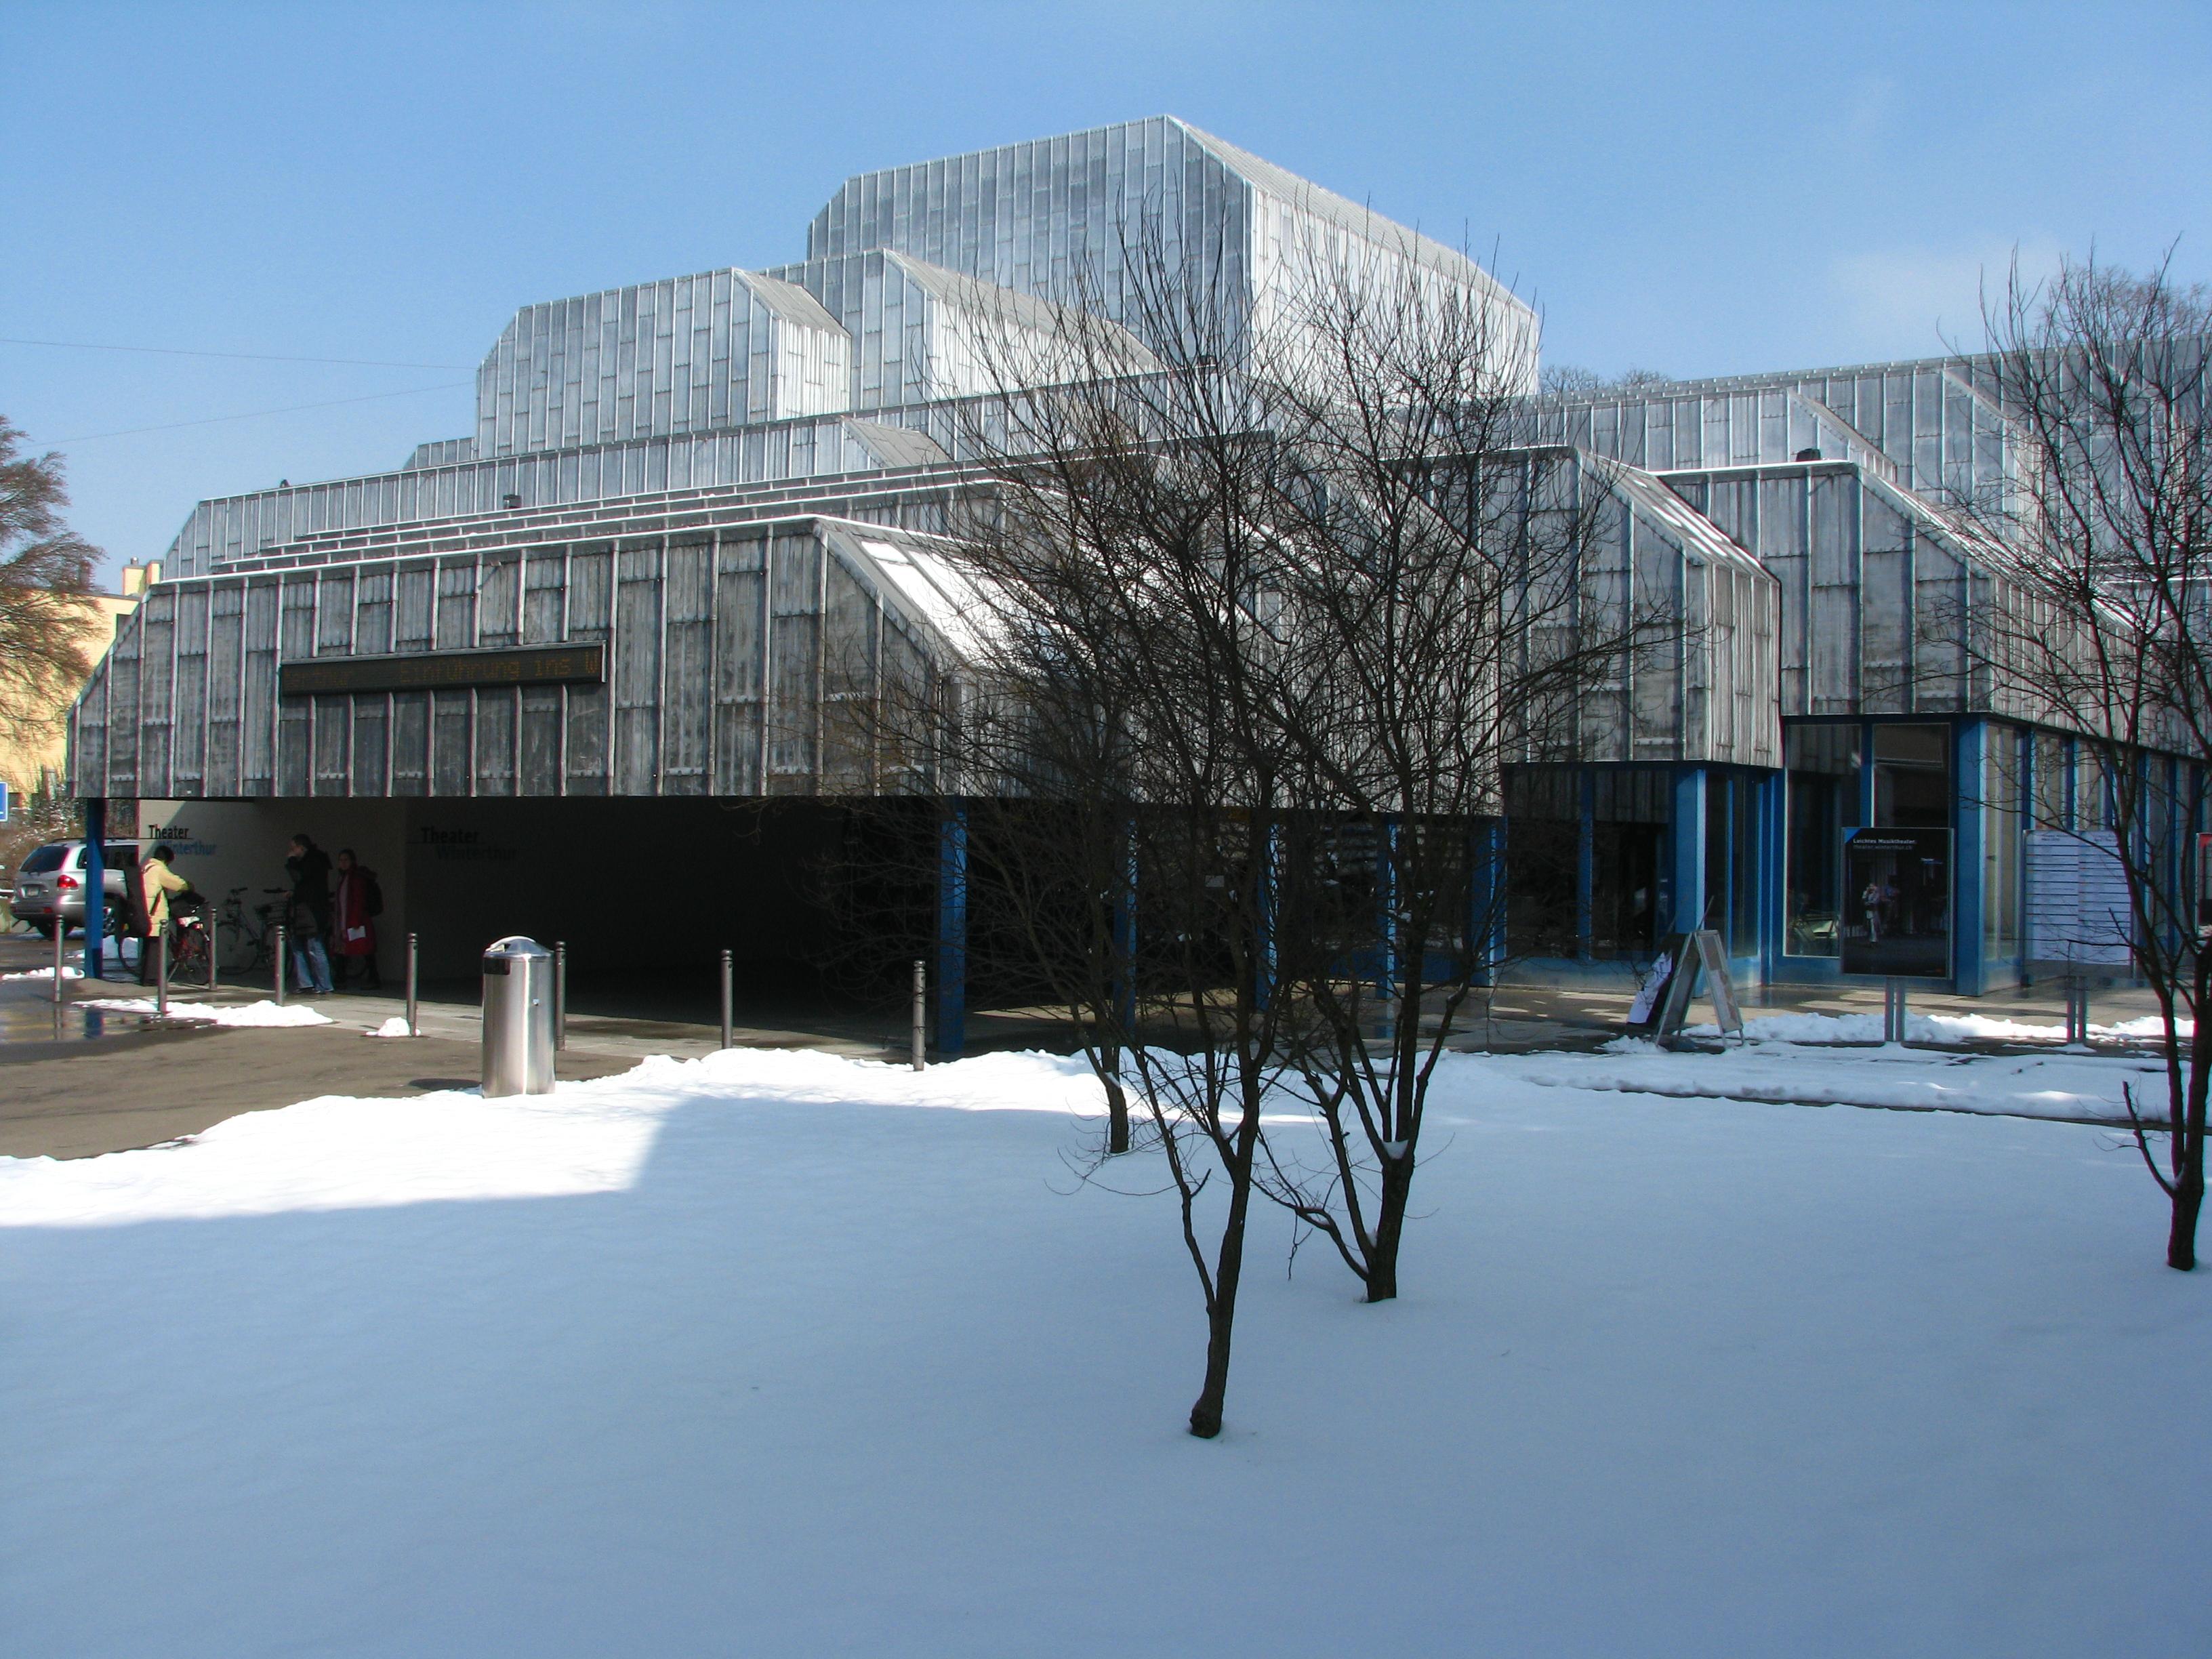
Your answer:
1,965 -> 84,981
365,1016 -> 413,1038
77,997 -> 334,1029
3,1048 -> 2207,1656
1501,1041 -> 2165,1123
1685,1008 -> 2192,1045
2104,1013 -> 2193,1039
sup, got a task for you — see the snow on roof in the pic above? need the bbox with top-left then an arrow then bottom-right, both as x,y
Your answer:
839,419 -> 950,471
821,520 -> 1001,662
1176,119 -> 1528,316
737,269 -> 844,335
1605,462 -> 1772,581
885,253 -> 1161,375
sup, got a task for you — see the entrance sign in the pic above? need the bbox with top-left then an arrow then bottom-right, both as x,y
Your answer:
2026,830 -> 2133,966
1841,827 -> 1952,979
279,642 -> 605,699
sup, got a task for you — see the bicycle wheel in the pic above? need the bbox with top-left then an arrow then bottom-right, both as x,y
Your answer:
218,919 -> 265,975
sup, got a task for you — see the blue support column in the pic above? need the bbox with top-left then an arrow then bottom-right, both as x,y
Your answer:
1252,821 -> 1279,1012
1469,819 -> 1504,986
1111,813 -> 1136,1031
1857,720 -> 1878,830
1575,773 -> 1595,961
1758,769 -> 1786,984
82,798 -> 107,979
935,800 -> 968,1057
1375,815 -> 1399,999
1954,720 -> 1987,994
1668,767 -> 1707,935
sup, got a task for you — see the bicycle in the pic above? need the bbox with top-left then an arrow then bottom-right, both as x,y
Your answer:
217,886 -> 290,976
168,897 -> 216,989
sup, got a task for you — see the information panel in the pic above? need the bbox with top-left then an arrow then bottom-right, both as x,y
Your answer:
2026,829 -> 2133,966
1840,827 -> 1952,979
279,643 -> 605,698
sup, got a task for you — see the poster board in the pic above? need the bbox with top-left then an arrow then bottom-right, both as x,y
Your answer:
2026,830 -> 2133,967
1695,929 -> 1744,1034
1626,933 -> 1694,1036
1840,827 -> 1952,979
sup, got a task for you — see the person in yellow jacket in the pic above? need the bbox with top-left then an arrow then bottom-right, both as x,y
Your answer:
138,844 -> 190,985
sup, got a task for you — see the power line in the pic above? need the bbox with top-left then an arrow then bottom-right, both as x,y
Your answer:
52,382 -> 474,444
1,335 -> 475,371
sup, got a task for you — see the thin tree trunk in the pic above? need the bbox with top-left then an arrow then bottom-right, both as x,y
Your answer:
2167,1181 -> 2201,1271
2176,1031 -> 2210,1271
1103,1067 -> 1132,1155
1365,1155 -> 1412,1303
1189,1113 -> 1260,1438
1188,1178 -> 1251,1437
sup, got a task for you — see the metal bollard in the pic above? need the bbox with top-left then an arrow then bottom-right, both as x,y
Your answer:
554,940 -> 567,1051
52,922 -> 64,1004
275,924 -> 287,1006
207,912 -> 220,991
405,932 -> 419,1037
720,949 -> 734,1050
911,958 -> 926,1071
155,921 -> 169,1018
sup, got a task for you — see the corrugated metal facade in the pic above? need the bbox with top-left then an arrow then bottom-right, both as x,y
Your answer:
87,116 -> 2080,819
73,515 -> 961,804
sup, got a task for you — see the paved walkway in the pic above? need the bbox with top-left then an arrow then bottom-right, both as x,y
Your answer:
0,928 -> 2175,1162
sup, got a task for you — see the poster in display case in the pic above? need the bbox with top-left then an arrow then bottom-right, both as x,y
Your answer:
1840,827 -> 1952,979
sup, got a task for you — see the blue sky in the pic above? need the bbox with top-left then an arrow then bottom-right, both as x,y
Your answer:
5,0 -> 2207,583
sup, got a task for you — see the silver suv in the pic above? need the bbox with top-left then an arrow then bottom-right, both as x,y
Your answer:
7,840 -> 142,938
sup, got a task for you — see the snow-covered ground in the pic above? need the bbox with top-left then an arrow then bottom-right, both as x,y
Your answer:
4,1048 -> 2207,1657
75,996 -> 334,1029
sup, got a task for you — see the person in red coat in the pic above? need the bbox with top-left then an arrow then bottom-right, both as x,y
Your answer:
331,847 -> 383,991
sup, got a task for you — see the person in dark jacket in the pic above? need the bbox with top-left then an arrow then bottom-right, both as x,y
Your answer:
285,833 -> 334,994
331,847 -> 382,990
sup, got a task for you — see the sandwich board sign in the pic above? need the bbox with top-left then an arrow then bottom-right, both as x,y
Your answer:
1626,929 -> 1744,1040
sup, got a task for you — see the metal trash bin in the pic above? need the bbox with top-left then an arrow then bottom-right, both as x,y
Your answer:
481,935 -> 556,1097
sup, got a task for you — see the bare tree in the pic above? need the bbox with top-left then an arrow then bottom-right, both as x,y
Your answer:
1538,363 -> 1675,398
926,257 -> 1309,1436
0,419 -> 101,750
895,216 -> 1671,1434
1944,253 -> 2212,1269
1235,262 -> 1668,1303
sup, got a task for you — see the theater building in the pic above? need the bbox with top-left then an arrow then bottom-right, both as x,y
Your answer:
66,117 -> 2200,1036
